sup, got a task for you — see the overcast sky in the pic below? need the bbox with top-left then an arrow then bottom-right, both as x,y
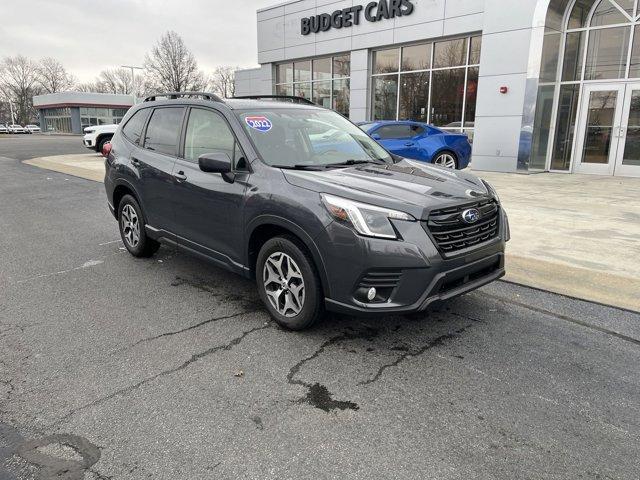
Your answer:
0,0 -> 276,82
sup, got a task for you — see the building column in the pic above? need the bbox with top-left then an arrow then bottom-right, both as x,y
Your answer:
70,107 -> 81,134
349,49 -> 369,122
472,0 -> 541,173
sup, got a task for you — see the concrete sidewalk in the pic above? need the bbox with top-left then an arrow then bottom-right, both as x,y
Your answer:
23,154 -> 640,312
23,153 -> 105,182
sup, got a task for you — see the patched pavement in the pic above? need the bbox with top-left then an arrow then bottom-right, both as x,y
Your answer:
1,151 -> 640,479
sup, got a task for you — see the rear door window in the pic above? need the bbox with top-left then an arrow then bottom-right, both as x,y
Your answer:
144,107 -> 185,156
376,124 -> 415,139
121,108 -> 150,144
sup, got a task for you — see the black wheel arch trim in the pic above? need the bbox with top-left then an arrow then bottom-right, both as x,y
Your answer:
245,215 -> 331,298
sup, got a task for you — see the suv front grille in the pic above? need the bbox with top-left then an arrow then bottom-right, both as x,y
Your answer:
425,198 -> 500,254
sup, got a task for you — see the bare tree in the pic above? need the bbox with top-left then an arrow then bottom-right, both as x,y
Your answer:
97,68 -> 134,94
0,56 -> 40,124
143,31 -> 206,92
36,57 -> 75,93
210,66 -> 237,98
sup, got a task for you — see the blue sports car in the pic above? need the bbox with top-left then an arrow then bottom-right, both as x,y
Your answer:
358,120 -> 472,169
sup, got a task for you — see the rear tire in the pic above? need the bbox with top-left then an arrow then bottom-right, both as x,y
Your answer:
256,236 -> 323,330
117,194 -> 160,258
433,151 -> 458,169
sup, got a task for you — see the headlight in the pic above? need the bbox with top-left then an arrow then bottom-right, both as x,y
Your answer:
321,194 -> 415,239
482,180 -> 500,203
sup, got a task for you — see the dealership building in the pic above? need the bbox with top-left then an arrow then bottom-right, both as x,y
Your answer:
32,92 -> 134,134
235,0 -> 640,177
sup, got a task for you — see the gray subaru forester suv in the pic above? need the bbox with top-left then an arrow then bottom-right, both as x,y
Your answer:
104,92 -> 509,330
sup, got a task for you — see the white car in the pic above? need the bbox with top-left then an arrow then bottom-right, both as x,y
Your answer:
8,124 -> 25,133
24,124 -> 41,134
83,124 -> 118,152
0,125 -> 8,134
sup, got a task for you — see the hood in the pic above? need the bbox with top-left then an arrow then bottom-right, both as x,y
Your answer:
283,159 -> 490,219
85,124 -> 118,134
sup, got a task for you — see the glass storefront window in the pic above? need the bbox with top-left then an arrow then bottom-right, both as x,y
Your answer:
276,84 -> 293,96
584,26 -> 630,80
401,44 -> 431,71
333,55 -> 350,77
430,69 -> 465,127
373,75 -> 398,120
293,83 -> 311,100
433,38 -> 467,68
591,0 -> 627,27
277,63 -> 293,84
294,61 -> 311,82
373,48 -> 399,74
274,54 -> 351,117
370,35 -> 480,133
333,79 -> 350,116
530,85 -> 556,170
551,84 -> 580,170
629,25 -> 640,77
399,72 -> 429,121
313,81 -> 331,108
469,36 -> 482,65
313,58 -> 331,81
465,67 -> 479,125
562,31 -> 586,81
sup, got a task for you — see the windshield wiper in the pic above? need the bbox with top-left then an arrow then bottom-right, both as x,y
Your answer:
324,159 -> 381,168
272,164 -> 326,171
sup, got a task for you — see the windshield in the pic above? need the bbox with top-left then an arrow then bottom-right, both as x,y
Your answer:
237,109 -> 392,168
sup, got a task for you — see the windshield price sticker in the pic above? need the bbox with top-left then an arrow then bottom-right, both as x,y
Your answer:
245,116 -> 273,132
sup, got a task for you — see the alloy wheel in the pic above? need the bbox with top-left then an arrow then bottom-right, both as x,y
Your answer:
434,153 -> 457,169
121,204 -> 140,248
263,252 -> 305,317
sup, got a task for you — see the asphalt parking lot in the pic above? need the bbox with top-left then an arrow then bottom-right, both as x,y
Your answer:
1,137 -> 640,479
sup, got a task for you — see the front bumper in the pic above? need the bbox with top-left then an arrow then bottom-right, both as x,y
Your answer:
83,135 -> 96,148
319,208 -> 508,315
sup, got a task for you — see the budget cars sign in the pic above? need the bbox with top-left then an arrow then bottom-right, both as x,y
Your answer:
301,0 -> 415,35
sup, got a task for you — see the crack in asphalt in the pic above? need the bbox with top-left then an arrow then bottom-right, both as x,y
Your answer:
358,326 -> 471,386
484,293 -> 640,346
118,310 -> 261,352
286,327 -> 380,412
53,323 -> 271,426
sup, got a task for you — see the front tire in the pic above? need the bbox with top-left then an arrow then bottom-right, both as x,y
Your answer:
117,194 -> 159,258
433,151 -> 458,169
256,236 -> 323,330
97,136 -> 112,153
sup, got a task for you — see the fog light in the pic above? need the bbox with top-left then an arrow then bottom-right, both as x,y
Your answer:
367,287 -> 377,301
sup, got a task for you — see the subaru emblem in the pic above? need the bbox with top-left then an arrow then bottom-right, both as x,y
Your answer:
461,208 -> 480,224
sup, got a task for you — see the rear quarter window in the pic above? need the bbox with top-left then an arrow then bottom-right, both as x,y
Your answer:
121,109 -> 150,145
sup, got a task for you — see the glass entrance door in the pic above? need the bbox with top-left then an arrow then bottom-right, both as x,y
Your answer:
615,83 -> 640,177
574,84 -> 625,175
575,82 -> 640,176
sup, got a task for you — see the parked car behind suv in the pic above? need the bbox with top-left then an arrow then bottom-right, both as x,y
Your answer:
358,120 -> 472,169
84,124 -> 118,152
104,92 -> 509,330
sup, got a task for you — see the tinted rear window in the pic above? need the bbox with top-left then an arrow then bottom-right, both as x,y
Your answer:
122,108 -> 150,144
144,108 -> 184,156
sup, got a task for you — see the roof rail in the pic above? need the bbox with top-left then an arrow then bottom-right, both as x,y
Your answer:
143,92 -> 224,103
232,95 -> 315,106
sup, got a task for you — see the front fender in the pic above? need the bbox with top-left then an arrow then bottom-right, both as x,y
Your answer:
245,214 -> 331,298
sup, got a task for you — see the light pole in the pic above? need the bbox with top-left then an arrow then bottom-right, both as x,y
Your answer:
121,65 -> 144,104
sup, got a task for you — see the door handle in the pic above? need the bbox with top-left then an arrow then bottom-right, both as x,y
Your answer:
174,171 -> 187,181
404,142 -> 415,146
